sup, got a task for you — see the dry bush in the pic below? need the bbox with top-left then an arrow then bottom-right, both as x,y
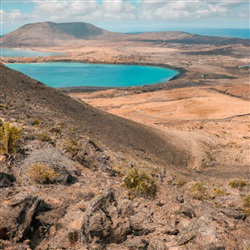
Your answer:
29,163 -> 59,184
0,121 -> 22,155
123,168 -> 158,199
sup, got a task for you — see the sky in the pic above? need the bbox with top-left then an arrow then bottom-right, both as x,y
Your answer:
1,0 -> 249,35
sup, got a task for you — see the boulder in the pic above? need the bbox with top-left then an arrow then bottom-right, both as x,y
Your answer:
0,172 -> 16,188
81,188 -> 132,248
0,193 -> 50,243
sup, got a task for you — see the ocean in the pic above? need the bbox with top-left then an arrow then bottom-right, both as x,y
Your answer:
181,28 -> 249,39
1,48 -> 61,57
128,28 -> 249,39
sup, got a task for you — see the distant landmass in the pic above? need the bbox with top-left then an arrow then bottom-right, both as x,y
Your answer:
1,21 -> 249,48
178,28 -> 250,40
127,28 -> 249,39
1,22 -> 113,47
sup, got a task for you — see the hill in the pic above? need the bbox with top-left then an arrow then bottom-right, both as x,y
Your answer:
1,22 -> 114,47
2,22 -> 249,48
0,62 -> 195,249
0,63 -> 192,168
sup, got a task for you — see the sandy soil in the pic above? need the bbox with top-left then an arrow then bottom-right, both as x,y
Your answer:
70,84 -> 250,179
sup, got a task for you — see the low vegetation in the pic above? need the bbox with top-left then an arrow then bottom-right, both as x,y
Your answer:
214,187 -> 226,196
190,182 -> 207,200
33,118 -> 41,126
123,168 -> 158,198
64,139 -> 79,155
39,133 -> 52,143
175,178 -> 187,188
242,195 -> 250,216
228,179 -> 246,189
29,163 -> 59,184
0,120 -> 22,155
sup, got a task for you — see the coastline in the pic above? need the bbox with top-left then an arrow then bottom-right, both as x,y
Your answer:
3,57 -> 187,93
2,36 -> 249,95
58,63 -> 187,93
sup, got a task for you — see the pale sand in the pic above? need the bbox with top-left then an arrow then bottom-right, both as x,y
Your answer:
70,84 -> 250,176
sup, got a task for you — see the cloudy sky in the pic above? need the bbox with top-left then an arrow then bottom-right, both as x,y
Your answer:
1,0 -> 249,34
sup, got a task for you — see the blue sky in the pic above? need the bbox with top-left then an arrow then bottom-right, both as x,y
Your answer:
1,0 -> 249,35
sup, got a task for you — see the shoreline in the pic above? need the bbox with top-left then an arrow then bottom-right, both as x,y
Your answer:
58,63 -> 187,93
3,57 -> 187,93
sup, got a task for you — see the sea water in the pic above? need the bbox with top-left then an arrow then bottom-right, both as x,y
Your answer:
182,28 -> 250,39
6,62 -> 179,88
1,48 -> 61,57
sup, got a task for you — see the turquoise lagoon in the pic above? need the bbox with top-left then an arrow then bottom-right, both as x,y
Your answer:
6,62 -> 179,88
1,48 -> 61,57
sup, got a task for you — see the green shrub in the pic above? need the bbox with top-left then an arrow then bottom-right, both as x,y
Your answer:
176,178 -> 187,188
190,182 -> 207,200
243,195 -> 250,207
242,195 -> 250,216
229,179 -> 246,189
33,119 -> 41,126
191,182 -> 206,192
39,133 -> 52,143
214,187 -> 226,196
29,163 -> 59,184
0,122 -> 22,155
64,139 -> 79,155
123,168 -> 158,199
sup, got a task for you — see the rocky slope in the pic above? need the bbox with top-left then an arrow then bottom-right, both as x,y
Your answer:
0,64 -> 249,249
0,63 -> 192,168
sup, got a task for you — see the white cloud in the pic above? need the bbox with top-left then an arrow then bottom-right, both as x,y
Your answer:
1,0 -> 249,29
31,0 -> 136,22
140,1 -> 234,20
1,9 -> 29,23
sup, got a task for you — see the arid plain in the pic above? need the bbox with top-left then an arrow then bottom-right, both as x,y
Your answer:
61,36 -> 250,179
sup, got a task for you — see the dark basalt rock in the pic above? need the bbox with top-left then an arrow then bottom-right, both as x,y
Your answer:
81,188 -> 132,247
0,172 -> 16,188
0,194 -> 50,243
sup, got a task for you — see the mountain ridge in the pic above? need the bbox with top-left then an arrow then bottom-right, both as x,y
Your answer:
2,21 -> 249,48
